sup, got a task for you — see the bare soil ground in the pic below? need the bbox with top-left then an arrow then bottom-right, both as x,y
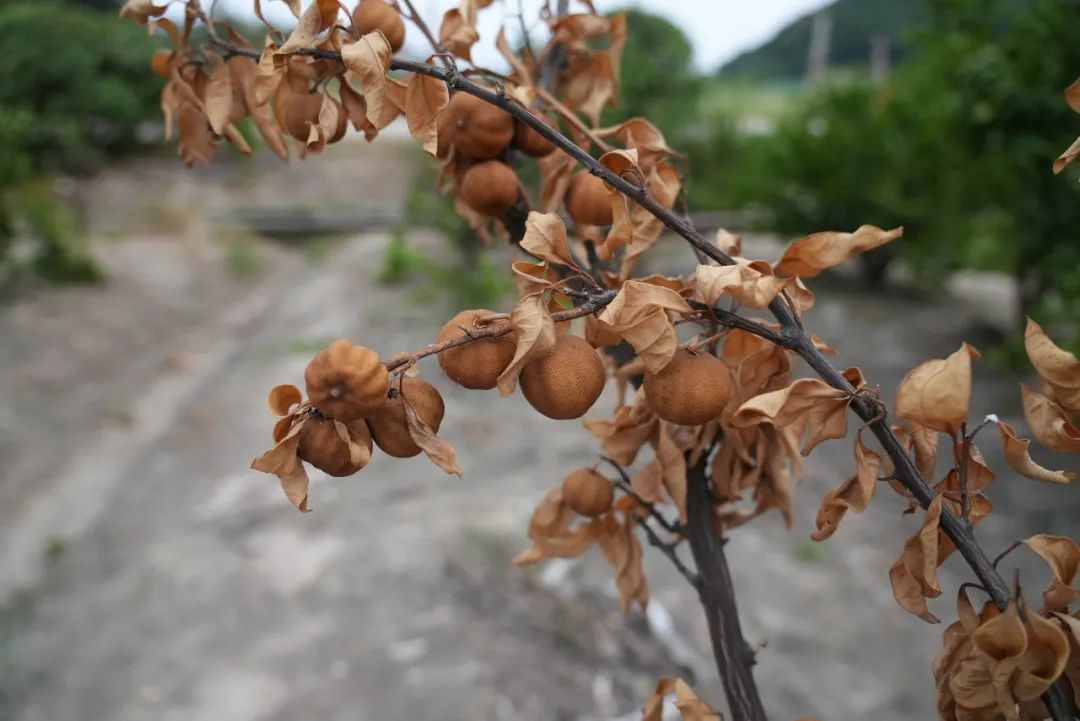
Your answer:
2,142 -> 1077,721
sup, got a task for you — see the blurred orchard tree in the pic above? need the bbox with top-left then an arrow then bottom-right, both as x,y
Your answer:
0,0 -> 161,284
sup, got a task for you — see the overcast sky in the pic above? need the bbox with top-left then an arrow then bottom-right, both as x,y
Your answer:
207,0 -> 833,72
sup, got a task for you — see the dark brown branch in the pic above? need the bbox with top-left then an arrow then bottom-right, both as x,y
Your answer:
636,516 -> 700,589
685,454 -> 768,721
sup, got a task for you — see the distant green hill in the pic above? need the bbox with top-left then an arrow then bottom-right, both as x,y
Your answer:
719,0 -> 928,79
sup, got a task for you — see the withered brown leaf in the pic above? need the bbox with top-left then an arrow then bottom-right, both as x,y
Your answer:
403,388 -> 463,477
811,430 -> 882,541
496,293 -> 557,396
1024,534 -> 1080,613
889,495 -> 945,623
694,261 -> 791,310
596,281 -> 691,374
405,59 -> 450,156
340,32 -> 397,129
775,225 -> 904,278
1024,318 -> 1080,411
520,212 -> 584,271
996,419 -> 1076,485
641,677 -> 721,721
895,343 -> 980,435
1022,384 -> 1080,453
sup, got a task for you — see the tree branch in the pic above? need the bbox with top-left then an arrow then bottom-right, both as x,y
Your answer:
685,454 -> 768,721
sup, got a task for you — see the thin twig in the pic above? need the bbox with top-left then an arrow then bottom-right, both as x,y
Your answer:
957,425 -> 971,519
599,456 -> 680,534
636,516 -> 700,589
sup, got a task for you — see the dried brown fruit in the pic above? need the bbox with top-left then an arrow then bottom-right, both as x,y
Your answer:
565,170 -> 613,226
284,92 -> 324,142
437,91 -> 514,159
437,309 -> 517,389
520,334 -> 606,420
367,377 -> 446,458
513,115 -> 557,157
459,160 -> 519,217
297,413 -> 373,476
643,349 -> 731,426
561,468 -> 614,517
352,0 -> 405,52
305,339 -> 389,420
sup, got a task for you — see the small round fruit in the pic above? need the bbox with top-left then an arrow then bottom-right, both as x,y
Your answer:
437,309 -> 517,390
512,116 -> 556,157
565,171 -> 613,226
305,340 -> 389,421
561,468 -> 614,517
459,161 -> 519,217
437,92 -> 514,159
298,414 -> 373,476
642,348 -> 731,426
284,92 -> 324,142
352,0 -> 406,52
367,378 -> 446,458
520,334 -> 606,420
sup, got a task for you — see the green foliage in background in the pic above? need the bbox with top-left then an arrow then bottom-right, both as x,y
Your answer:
0,0 -> 162,286
713,0 -> 1080,348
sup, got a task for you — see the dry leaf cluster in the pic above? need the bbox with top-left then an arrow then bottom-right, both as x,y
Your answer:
123,2 -> 1080,719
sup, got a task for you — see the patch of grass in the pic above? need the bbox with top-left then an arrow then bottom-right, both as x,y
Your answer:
792,540 -> 826,563
379,233 -> 428,284
287,337 -> 337,354
302,234 -> 346,262
224,237 -> 263,280
43,537 -> 68,566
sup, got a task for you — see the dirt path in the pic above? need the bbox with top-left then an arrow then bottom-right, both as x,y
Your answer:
2,150 -> 1078,721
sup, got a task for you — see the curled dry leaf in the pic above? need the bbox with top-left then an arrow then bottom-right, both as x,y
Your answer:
594,510 -> 648,613
1054,612 -> 1080,707
339,78 -> 379,140
340,32 -> 397,129
811,430 -> 881,541
619,160 -> 682,280
1014,610 -> 1069,702
715,228 -> 742,257
513,486 -> 597,565
510,260 -> 559,298
595,117 -> 680,167
1022,384 -> 1080,453
269,383 -> 303,415
203,61 -> 234,136
520,212 -> 584,271
440,2 -> 480,61
1024,318 -> 1080,410
596,281 -> 692,374
402,384 -> 462,476
1054,136 -> 1080,174
775,225 -> 904,278
694,261 -> 792,310
496,293 -> 557,396
1024,534 -> 1080,613
405,59 -> 450,156
118,0 -> 168,24
641,677 -> 721,721
1067,76 -> 1080,114
597,149 -> 643,260
251,414 -> 312,512
895,343 -> 980,435
585,400 -> 658,466
996,419 -> 1076,485
277,0 -> 339,56
730,373 -> 861,455
561,50 -> 615,126
889,495 -> 945,624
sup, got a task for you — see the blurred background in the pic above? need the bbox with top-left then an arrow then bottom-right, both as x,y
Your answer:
1,1 -> 1078,720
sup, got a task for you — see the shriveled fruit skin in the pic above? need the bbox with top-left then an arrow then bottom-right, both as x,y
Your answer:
459,161 -> 519,217
565,171 -> 613,226
305,339 -> 389,420
436,309 -> 517,390
367,378 -> 446,458
561,468 -> 614,517
352,0 -> 406,51
284,92 -> 324,142
298,414 -> 373,476
437,92 -> 514,159
520,334 -> 606,420
642,349 -> 731,426
512,117 -> 556,157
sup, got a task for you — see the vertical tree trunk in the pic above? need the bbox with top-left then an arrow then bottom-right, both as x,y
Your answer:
684,456 -> 769,721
